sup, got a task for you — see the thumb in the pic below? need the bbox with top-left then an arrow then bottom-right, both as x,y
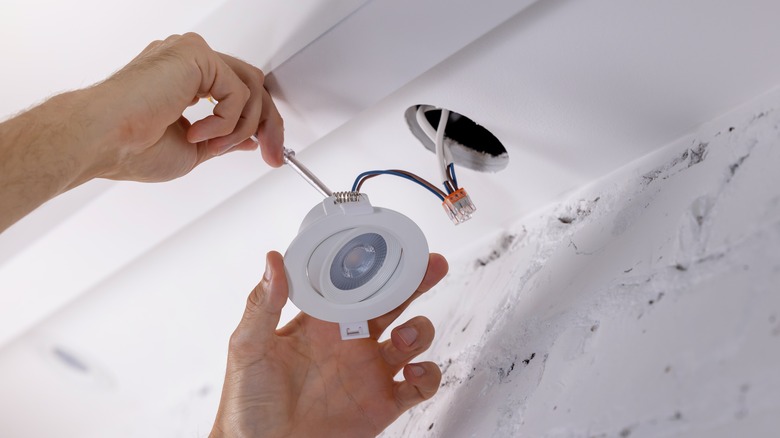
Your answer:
230,251 -> 289,354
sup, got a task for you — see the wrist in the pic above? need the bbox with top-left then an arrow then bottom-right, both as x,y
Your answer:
67,85 -> 127,182
40,88 -> 117,189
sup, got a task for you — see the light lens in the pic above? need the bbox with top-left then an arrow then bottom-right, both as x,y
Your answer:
330,233 -> 387,290
343,245 -> 376,278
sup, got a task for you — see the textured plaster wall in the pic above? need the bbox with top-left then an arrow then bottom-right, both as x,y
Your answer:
383,88 -> 780,437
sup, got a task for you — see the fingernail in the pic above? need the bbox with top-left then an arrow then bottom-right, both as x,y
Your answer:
264,257 -> 273,282
409,365 -> 425,377
397,327 -> 418,346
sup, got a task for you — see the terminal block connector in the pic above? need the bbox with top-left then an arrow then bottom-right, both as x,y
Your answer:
442,188 -> 476,225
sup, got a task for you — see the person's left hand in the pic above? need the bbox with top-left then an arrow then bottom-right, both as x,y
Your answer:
210,251 -> 449,438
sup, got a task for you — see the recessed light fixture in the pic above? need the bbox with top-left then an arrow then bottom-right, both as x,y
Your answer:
285,191 -> 428,340
232,103 -> 479,340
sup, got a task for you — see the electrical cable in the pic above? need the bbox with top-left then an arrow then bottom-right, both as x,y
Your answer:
416,106 -> 456,191
416,106 -> 454,165
415,106 -> 437,144
352,107 -> 460,203
352,170 -> 446,201
353,170 -> 445,200
434,108 -> 452,188
448,163 -> 459,190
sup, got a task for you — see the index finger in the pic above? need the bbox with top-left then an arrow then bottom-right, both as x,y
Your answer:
219,88 -> 284,167
255,87 -> 285,167
212,54 -> 284,166
183,35 -> 250,143
369,253 -> 448,338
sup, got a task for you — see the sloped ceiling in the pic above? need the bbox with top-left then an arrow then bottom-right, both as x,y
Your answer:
1,0 -> 779,435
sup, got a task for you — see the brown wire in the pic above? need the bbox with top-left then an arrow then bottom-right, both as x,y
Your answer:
355,169 -> 448,198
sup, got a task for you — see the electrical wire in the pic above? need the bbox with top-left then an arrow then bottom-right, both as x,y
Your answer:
448,163 -> 459,190
352,170 -> 446,201
416,106 -> 456,192
351,107 -> 462,203
434,108 -> 452,186
415,106 -> 455,165
353,170 -> 446,200
415,106 -> 437,144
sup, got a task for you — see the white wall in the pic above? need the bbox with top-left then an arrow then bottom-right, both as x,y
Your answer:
382,88 -> 780,437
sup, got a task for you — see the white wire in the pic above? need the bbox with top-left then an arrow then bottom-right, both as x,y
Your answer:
416,106 -> 455,165
416,106 -> 437,142
434,108 -> 451,186
416,106 -> 454,187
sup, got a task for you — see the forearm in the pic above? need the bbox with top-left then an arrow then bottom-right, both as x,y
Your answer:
0,33 -> 286,234
0,88 -> 111,233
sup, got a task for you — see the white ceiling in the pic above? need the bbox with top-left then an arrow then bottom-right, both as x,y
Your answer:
1,0 -> 780,436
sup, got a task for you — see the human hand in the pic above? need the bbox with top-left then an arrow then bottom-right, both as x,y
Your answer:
210,251 -> 449,438
88,32 -> 284,182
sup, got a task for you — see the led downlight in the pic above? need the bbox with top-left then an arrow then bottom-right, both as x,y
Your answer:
330,233 -> 387,290
201,110 -> 455,340
285,193 -> 429,340
275,125 -> 471,340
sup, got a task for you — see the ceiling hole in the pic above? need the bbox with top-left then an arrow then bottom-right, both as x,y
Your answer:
405,105 -> 508,172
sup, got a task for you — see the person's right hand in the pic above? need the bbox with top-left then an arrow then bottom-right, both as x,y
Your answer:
87,32 -> 284,183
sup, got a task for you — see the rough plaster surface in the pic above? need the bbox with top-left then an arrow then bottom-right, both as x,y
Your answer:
382,89 -> 780,437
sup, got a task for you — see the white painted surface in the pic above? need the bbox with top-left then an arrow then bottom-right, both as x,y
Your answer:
383,89 -> 780,437
266,0 -> 540,146
1,0 -> 780,435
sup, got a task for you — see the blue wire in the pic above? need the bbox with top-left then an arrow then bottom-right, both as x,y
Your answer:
448,163 -> 459,190
352,170 -> 445,201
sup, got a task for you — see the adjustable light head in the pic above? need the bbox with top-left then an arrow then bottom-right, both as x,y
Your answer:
284,193 -> 429,340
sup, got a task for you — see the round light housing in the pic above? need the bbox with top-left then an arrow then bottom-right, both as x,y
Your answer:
284,194 -> 429,326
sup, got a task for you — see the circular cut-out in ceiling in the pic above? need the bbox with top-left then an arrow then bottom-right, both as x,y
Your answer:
405,104 -> 509,172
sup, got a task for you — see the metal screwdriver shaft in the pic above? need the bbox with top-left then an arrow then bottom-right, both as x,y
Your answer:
246,133 -> 332,197
207,97 -> 332,197
281,147 -> 333,197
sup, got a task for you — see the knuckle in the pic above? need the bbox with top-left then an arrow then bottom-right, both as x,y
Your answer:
162,34 -> 182,44
246,99 -> 264,122
247,285 -> 265,311
240,84 -> 251,102
182,32 -> 205,44
211,124 -> 231,139
230,123 -> 254,145
427,371 -> 443,397
408,364 -> 441,400
228,329 -> 250,352
420,387 -> 436,401
253,67 -> 265,84
139,40 -> 164,56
